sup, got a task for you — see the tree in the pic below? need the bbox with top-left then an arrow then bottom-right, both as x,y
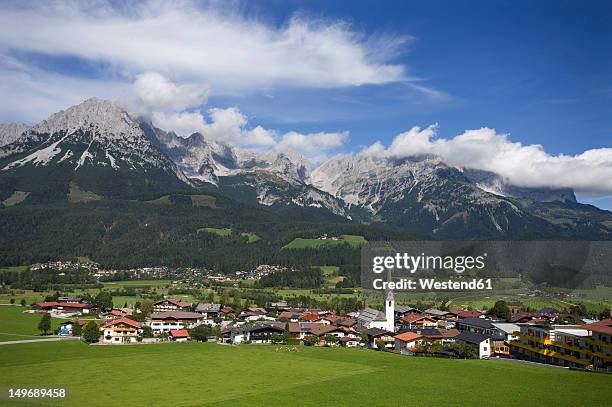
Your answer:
38,313 -> 51,335
376,339 -> 386,352
20,298 -> 26,306
450,341 -> 478,359
190,324 -> 212,342
271,332 -> 288,344
9,298 -> 15,304
72,322 -> 82,336
569,304 -> 587,317
94,291 -> 113,311
303,336 -> 318,346
487,300 -> 511,321
324,334 -> 338,346
131,312 -> 145,322
221,291 -> 230,306
141,326 -> 154,338
82,321 -> 100,343
140,300 -> 153,317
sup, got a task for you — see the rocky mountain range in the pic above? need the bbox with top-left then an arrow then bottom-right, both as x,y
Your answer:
1,98 -> 610,238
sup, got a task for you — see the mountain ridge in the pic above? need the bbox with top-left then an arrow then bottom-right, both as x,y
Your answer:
0,98 -> 610,239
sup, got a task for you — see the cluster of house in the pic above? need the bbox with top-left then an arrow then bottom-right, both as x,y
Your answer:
29,261 -> 100,272
30,293 -> 611,370
235,265 -> 293,280
26,260 -> 172,280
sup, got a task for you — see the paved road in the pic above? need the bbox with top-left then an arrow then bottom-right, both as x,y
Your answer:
0,336 -> 80,345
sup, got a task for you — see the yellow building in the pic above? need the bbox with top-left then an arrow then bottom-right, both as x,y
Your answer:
510,321 -> 612,370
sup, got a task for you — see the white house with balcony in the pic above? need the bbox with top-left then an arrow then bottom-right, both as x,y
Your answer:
150,311 -> 204,335
101,318 -> 143,344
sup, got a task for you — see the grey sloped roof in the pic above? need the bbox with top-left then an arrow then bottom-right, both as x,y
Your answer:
357,307 -> 386,324
456,331 -> 489,345
395,305 -> 415,314
196,303 -> 221,313
233,322 -> 285,334
457,317 -> 495,329
363,327 -> 393,337
424,308 -> 450,317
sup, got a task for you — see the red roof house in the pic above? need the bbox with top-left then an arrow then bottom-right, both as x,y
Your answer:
169,329 -> 191,341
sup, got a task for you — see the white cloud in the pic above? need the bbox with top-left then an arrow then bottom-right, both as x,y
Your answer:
150,111 -> 208,138
276,131 -> 349,154
150,106 -> 349,159
245,126 -> 277,148
0,55 -> 128,124
133,72 -> 208,111
0,1 -> 407,91
362,125 -> 612,196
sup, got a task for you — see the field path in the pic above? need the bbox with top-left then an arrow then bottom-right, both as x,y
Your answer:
0,335 -> 79,345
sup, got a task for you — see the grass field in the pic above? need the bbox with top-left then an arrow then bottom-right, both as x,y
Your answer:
0,306 -> 63,341
319,266 -> 340,275
102,279 -> 173,288
190,194 -> 217,208
283,235 -> 366,249
1,190 -> 29,207
0,265 -> 28,273
198,227 -> 232,236
0,341 -> 610,406
68,182 -> 102,203
241,232 -> 261,243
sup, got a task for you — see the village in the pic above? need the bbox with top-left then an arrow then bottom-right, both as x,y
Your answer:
26,260 -> 292,283
26,288 -> 612,372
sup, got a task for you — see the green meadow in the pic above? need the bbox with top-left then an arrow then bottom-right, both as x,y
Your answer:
241,232 -> 261,243
283,234 -> 366,249
198,227 -> 233,236
0,306 -> 63,341
0,265 -> 29,273
0,341 -> 610,406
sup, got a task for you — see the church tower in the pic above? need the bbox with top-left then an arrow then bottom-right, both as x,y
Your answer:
384,270 -> 395,332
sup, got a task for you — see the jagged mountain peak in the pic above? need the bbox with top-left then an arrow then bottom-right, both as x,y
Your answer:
153,129 -> 309,185
0,98 -> 190,201
0,122 -> 30,147
32,98 -> 139,139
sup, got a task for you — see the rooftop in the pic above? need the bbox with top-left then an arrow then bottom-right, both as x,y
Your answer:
151,311 -> 204,320
456,331 -> 489,345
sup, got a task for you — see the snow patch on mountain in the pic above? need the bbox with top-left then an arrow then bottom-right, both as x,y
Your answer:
0,98 -> 189,184
3,135 -> 69,170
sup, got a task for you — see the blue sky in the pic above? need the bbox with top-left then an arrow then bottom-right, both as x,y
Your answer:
229,0 -> 612,153
0,0 -> 610,207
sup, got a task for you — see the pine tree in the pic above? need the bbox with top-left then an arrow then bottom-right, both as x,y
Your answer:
38,313 -> 52,335
82,321 -> 100,343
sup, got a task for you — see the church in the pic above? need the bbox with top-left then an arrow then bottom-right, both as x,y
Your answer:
353,288 -> 395,333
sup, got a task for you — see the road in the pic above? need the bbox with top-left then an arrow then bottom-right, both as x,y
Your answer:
0,336 -> 80,345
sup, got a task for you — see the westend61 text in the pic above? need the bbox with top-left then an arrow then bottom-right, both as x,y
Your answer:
372,278 -> 493,291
